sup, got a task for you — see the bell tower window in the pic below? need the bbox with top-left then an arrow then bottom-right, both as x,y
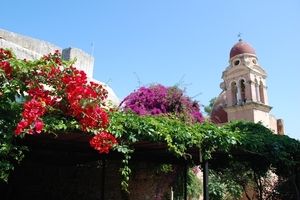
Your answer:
259,81 -> 265,104
239,79 -> 246,103
233,59 -> 240,66
231,82 -> 238,105
255,78 -> 260,102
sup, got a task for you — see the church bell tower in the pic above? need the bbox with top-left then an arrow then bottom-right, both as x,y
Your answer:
210,39 -> 284,134
221,39 -> 273,126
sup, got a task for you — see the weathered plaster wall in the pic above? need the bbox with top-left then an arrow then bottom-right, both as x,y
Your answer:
62,47 -> 94,79
0,29 -> 61,59
0,29 -> 93,76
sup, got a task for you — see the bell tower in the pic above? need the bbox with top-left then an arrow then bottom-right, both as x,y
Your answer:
220,39 -> 273,125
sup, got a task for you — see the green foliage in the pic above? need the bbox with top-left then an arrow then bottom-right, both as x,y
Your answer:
211,120 -> 300,199
209,172 -> 227,200
186,168 -> 203,199
0,101 -> 27,182
204,97 -> 216,116
208,169 -> 243,200
225,120 -> 300,176
108,112 -> 240,160
41,115 -> 81,135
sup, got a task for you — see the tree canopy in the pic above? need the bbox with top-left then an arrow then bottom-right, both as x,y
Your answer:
204,97 -> 216,116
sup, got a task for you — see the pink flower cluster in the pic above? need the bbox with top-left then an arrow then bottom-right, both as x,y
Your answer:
120,84 -> 203,124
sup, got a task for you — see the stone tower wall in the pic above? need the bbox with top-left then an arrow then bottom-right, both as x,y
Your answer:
62,47 -> 94,78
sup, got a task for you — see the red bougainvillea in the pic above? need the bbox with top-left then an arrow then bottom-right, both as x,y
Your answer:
90,131 -> 118,153
14,99 -> 45,135
0,48 -> 117,153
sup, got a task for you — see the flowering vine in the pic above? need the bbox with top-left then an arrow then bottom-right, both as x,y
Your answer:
120,84 -> 203,125
0,48 -> 117,154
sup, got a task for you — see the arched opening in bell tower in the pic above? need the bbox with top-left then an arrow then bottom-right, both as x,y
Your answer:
259,81 -> 265,104
239,79 -> 246,103
231,81 -> 238,105
254,78 -> 260,102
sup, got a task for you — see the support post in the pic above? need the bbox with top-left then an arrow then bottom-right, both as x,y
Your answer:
101,159 -> 106,200
203,159 -> 209,200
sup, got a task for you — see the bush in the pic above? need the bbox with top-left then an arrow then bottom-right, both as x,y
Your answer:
120,84 -> 203,125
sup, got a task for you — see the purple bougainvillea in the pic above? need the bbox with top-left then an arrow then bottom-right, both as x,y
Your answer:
119,84 -> 203,124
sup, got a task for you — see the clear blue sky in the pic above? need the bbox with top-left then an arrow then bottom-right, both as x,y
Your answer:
1,1 -> 299,140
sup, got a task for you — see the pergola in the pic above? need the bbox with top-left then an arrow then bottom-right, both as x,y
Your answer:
17,131 -> 248,200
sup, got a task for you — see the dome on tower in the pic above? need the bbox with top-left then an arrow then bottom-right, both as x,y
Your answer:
210,91 -> 228,124
230,39 -> 256,59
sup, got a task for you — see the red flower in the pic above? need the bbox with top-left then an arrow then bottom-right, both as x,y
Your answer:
0,61 -> 12,78
34,120 -> 44,134
90,131 -> 117,153
14,119 -> 28,135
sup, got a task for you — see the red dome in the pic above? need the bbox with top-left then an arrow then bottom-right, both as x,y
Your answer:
210,91 -> 228,124
230,40 -> 256,58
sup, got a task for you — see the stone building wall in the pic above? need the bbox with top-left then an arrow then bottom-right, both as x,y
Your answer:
62,47 -> 94,79
0,29 -> 93,78
0,29 -> 61,60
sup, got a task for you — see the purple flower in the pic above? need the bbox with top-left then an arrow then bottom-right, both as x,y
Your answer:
119,84 -> 203,124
